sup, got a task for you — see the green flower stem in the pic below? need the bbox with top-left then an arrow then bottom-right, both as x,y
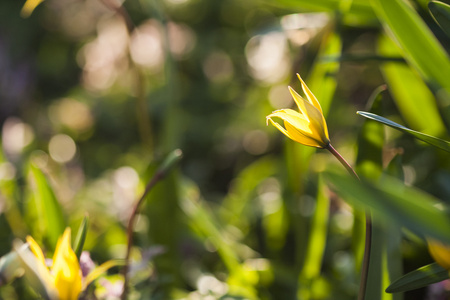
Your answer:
325,143 -> 372,300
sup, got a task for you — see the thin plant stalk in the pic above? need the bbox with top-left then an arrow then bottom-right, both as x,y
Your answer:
325,143 -> 372,300
121,150 -> 182,300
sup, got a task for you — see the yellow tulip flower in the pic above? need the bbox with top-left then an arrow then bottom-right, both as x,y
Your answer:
428,239 -> 450,270
266,73 -> 330,148
25,228 -> 118,300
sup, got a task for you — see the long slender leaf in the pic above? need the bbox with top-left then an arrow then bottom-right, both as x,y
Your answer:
378,34 -> 446,136
386,263 -> 449,293
355,86 -> 387,300
371,0 -> 450,118
357,111 -> 450,153
73,215 -> 89,260
429,1 -> 450,38
325,169 -> 450,244
384,155 -> 404,300
298,175 -> 330,299
28,163 -> 65,249
309,31 -> 341,117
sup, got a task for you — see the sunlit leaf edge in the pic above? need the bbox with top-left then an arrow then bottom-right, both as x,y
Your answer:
357,111 -> 450,153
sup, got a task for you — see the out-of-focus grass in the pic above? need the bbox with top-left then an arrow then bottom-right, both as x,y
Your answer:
0,0 -> 449,299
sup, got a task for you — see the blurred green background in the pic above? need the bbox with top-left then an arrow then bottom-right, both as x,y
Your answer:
1,0 -> 450,299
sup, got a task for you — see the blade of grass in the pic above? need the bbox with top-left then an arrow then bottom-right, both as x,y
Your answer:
378,34 -> 446,137
325,170 -> 450,244
371,0 -> 450,118
73,215 -> 89,260
428,1 -> 450,38
355,86 -> 385,300
386,263 -> 449,293
384,155 -> 404,300
297,175 -> 330,299
357,111 -> 450,153
28,163 -> 65,249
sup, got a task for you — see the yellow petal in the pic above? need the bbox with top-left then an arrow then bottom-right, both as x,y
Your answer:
296,73 -> 323,114
292,75 -> 329,140
267,117 -> 298,141
20,0 -> 44,18
267,109 -> 311,134
23,237 -> 55,296
267,110 -> 328,148
84,260 -> 123,288
26,236 -> 47,267
285,122 -> 324,148
428,239 -> 450,270
288,87 -> 325,131
52,228 -> 82,300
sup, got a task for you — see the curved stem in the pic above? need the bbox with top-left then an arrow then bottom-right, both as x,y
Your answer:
121,172 -> 164,300
325,143 -> 371,300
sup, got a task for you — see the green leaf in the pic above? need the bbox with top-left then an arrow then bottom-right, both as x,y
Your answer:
220,156 -> 278,230
356,85 -> 385,180
73,215 -> 89,260
378,34 -> 446,136
429,1 -> 450,38
300,176 -> 330,282
371,0 -> 450,115
266,0 -> 376,24
309,31 -> 341,118
28,163 -> 66,249
357,111 -> 450,153
386,263 -> 449,293
384,156 -> 404,300
355,86 -> 387,300
325,170 -> 450,244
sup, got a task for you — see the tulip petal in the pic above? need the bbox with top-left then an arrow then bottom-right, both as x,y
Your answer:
296,73 -> 323,114
288,87 -> 325,131
266,73 -> 330,149
267,110 -> 328,148
22,238 -> 56,298
267,117 -> 298,141
52,228 -> 82,300
267,109 -> 311,134
26,236 -> 47,268
285,122 -> 325,148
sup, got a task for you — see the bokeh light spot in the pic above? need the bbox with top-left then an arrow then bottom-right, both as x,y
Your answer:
245,32 -> 290,83
49,134 -> 77,163
2,117 -> 35,156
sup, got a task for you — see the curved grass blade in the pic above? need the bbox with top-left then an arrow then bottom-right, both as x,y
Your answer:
325,169 -> 450,244
386,263 -> 449,293
429,1 -> 450,38
73,215 -> 89,260
357,111 -> 450,153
